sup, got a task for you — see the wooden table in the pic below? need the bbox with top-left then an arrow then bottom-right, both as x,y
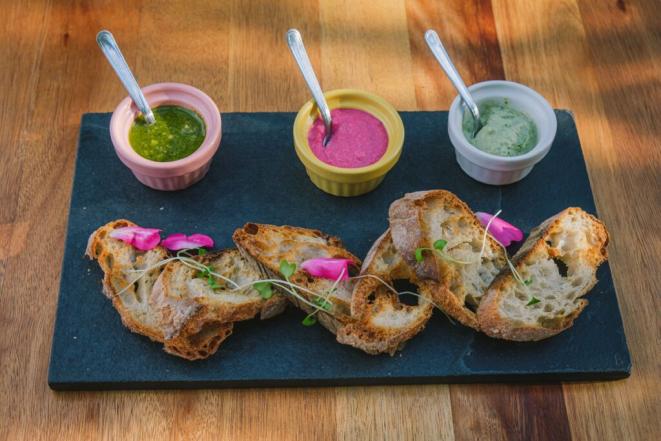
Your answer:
1,1 -> 658,439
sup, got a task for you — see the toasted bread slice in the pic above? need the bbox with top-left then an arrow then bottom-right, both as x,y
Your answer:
86,219 -> 168,342
389,190 -> 507,329
477,208 -> 609,341
86,220 -> 243,360
232,223 -> 361,334
150,249 -> 287,360
336,230 -> 434,355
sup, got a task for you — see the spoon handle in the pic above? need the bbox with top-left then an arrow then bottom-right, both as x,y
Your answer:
424,30 -> 480,123
286,29 -> 332,144
96,30 -> 155,124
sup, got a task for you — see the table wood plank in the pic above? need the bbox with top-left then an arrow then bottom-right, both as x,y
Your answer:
405,0 -> 505,109
335,386 -> 455,441
319,0 -> 417,109
565,0 -> 660,439
450,385 -> 572,441
0,0 -> 658,440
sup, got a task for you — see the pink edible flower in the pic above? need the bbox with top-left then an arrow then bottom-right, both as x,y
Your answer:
476,212 -> 524,247
301,258 -> 354,281
162,233 -> 214,251
109,226 -> 162,251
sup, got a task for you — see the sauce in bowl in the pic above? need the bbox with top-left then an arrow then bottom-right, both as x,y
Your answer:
462,99 -> 537,157
307,108 -> 388,168
129,105 -> 206,162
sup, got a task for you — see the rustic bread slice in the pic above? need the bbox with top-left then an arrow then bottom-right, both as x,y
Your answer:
232,223 -> 361,334
150,249 -> 287,360
86,220 -> 243,360
477,207 -> 609,341
336,230 -> 435,355
86,219 -> 168,342
389,190 -> 507,329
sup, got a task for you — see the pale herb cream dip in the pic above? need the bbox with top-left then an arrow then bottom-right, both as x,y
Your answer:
462,99 -> 537,156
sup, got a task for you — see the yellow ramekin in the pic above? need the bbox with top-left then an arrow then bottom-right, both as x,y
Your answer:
293,89 -> 404,197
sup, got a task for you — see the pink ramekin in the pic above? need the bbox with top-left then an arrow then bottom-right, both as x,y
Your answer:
109,82 -> 221,191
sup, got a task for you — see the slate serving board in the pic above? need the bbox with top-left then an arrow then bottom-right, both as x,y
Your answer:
48,111 -> 631,390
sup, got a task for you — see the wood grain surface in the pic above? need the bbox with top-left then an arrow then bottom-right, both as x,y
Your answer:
0,0 -> 658,440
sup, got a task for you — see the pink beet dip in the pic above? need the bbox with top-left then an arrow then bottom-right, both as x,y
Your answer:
307,108 -> 388,168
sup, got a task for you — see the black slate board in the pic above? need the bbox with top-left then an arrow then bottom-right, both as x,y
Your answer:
48,111 -> 631,390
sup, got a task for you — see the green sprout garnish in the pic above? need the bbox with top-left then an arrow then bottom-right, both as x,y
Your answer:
302,315 -> 317,326
279,259 -> 319,326
526,297 -> 540,306
524,277 -> 533,286
197,248 -> 207,256
279,259 -> 297,280
414,239 -> 472,265
253,281 -> 273,299
207,274 -> 221,290
301,297 -> 330,326
194,264 -> 222,290
313,296 -> 332,311
433,239 -> 447,250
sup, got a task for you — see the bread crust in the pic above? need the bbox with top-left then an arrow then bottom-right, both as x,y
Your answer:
163,321 -> 234,360
389,190 -> 506,329
232,223 -> 361,334
477,208 -> 609,341
336,230 -> 434,355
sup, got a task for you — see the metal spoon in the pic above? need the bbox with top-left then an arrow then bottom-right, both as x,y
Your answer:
424,29 -> 482,137
96,30 -> 155,125
286,29 -> 333,146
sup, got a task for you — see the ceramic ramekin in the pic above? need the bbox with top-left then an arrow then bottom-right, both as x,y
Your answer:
448,80 -> 557,185
110,82 -> 221,191
293,89 -> 404,197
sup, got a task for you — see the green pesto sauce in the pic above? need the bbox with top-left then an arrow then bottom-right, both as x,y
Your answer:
462,99 -> 537,156
129,105 -> 206,162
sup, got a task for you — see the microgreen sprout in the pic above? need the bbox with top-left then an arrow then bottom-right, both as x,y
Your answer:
207,275 -> 221,290
279,260 -> 297,279
526,297 -> 540,306
253,281 -> 273,300
193,262 -> 222,290
524,277 -> 533,286
197,248 -> 207,256
302,315 -> 317,326
434,239 -> 447,250
313,296 -> 332,311
279,259 -> 321,325
300,267 -> 344,326
414,242 -> 472,265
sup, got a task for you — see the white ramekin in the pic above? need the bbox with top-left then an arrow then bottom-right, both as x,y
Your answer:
448,80 -> 557,185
